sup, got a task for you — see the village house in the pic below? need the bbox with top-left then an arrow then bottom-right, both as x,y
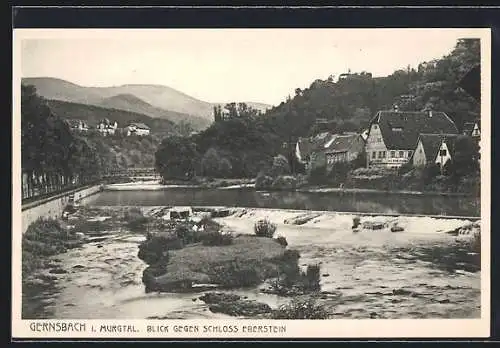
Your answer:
126,122 -> 151,136
97,118 -> 118,136
411,133 -> 459,168
66,119 -> 89,132
365,108 -> 458,169
462,120 -> 480,138
295,132 -> 365,171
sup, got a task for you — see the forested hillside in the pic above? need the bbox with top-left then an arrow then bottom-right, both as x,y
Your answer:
155,38 -> 481,180
46,99 -> 179,138
257,38 -> 480,143
21,85 -> 163,192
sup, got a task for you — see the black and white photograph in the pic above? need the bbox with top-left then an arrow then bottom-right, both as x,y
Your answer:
12,28 -> 490,338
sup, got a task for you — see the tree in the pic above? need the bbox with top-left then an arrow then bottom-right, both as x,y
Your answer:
201,147 -> 223,178
450,135 -> 480,177
155,136 -> 199,181
270,154 -> 291,177
177,120 -> 194,137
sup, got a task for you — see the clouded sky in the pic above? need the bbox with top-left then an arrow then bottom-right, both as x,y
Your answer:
18,29 -> 478,106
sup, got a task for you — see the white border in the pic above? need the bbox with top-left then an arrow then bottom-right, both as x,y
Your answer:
11,28 -> 491,339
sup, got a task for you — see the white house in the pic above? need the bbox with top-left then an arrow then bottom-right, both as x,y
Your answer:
463,121 -> 480,138
97,118 -> 118,135
365,108 -> 458,169
126,123 -> 151,136
411,133 -> 458,168
66,119 -> 89,132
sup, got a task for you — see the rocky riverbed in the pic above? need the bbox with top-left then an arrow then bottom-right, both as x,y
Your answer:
21,205 -> 481,319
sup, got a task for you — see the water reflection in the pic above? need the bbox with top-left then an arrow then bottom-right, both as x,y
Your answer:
88,188 -> 480,217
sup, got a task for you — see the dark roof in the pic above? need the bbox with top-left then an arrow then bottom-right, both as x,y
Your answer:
324,134 -> 362,154
297,132 -> 362,158
370,110 -> 458,150
65,119 -> 88,127
462,122 -> 475,135
417,133 -> 459,160
129,122 -> 150,130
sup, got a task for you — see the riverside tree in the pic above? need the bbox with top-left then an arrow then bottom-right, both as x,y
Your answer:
155,135 -> 199,180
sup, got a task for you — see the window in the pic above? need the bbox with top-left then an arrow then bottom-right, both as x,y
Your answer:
372,152 -> 376,159
382,151 -> 386,158
398,151 -> 404,158
439,149 -> 447,156
408,150 -> 413,157
390,151 -> 395,158
378,151 -> 385,159
373,125 -> 378,129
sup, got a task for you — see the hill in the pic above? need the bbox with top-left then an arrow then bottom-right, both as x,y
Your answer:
97,94 -> 211,130
46,99 -> 178,137
256,38 -> 480,142
21,78 -> 271,126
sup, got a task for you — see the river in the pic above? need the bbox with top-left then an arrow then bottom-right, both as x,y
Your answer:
22,189 -> 481,319
86,187 -> 480,217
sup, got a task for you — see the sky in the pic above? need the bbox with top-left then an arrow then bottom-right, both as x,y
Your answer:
18,29 -> 479,106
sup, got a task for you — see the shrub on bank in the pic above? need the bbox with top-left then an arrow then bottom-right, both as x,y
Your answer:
22,218 -> 82,275
175,223 -> 199,244
303,264 -> 321,292
272,298 -> 329,319
255,172 -> 274,190
254,219 -> 277,238
124,208 -> 150,232
274,236 -> 288,247
271,175 -> 297,190
209,258 -> 264,287
201,231 -> 234,246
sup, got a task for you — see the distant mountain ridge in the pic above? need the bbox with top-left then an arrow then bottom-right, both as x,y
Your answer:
21,77 -> 272,129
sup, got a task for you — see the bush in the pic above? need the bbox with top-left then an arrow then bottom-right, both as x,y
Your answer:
124,208 -> 150,232
255,172 -> 274,190
201,231 -> 234,246
209,259 -> 263,287
398,161 -> 414,175
272,298 -> 329,319
470,231 -> 481,253
271,175 -> 297,190
302,264 -> 321,292
327,162 -> 351,186
422,163 -> 441,185
175,223 -> 198,244
269,155 -> 291,177
274,236 -> 288,247
23,218 -> 82,275
254,219 -> 277,238
308,165 -> 328,185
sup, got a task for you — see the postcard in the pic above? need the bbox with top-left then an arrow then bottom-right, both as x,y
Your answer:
12,27 -> 491,339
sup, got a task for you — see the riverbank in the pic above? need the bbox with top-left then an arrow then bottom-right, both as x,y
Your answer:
103,179 -> 478,198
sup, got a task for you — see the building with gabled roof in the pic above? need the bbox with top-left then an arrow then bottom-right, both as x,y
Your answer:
411,133 -> 459,168
296,132 -> 365,171
365,108 -> 459,168
126,122 -> 151,136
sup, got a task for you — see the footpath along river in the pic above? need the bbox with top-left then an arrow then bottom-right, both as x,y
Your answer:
22,190 -> 481,319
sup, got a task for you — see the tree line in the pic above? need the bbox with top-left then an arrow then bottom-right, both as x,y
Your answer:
21,85 -> 163,199
155,38 -> 481,182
